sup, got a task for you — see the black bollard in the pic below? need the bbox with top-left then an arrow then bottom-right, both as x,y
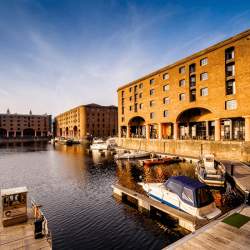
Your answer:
231,164 -> 234,176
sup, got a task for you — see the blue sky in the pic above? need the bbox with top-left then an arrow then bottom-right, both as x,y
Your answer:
0,0 -> 250,115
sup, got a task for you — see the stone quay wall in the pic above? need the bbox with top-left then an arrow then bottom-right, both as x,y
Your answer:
117,138 -> 250,162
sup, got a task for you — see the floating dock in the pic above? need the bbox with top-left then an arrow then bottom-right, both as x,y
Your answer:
0,208 -> 51,250
166,205 -> 250,250
112,183 -> 207,232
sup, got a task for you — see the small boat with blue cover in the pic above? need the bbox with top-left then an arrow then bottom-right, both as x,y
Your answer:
140,176 -> 221,219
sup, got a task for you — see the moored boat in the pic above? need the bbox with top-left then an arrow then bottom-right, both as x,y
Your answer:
90,139 -> 108,150
139,176 -> 221,219
114,150 -> 150,160
140,157 -> 182,166
196,154 -> 226,187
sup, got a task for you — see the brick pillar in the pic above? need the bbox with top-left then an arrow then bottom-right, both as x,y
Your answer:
146,124 -> 150,140
244,116 -> 250,141
215,118 -> 221,141
126,126 -> 130,138
158,123 -> 162,139
173,122 -> 179,140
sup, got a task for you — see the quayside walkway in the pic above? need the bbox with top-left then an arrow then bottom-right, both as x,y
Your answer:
166,205 -> 250,250
0,209 -> 51,250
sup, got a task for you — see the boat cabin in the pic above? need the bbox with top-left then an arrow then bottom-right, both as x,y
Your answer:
1,187 -> 28,227
164,176 -> 214,208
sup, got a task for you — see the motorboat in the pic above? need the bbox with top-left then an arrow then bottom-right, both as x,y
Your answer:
139,176 -> 221,219
196,154 -> 226,187
58,137 -> 73,146
90,139 -> 108,150
106,137 -> 117,149
139,157 -> 182,167
114,150 -> 150,160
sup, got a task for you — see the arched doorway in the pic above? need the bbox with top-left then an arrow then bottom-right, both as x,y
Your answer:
128,116 -> 146,138
176,107 -> 213,140
73,126 -> 78,138
59,128 -> 62,137
0,128 -> 7,138
23,128 -> 35,138
65,127 -> 69,137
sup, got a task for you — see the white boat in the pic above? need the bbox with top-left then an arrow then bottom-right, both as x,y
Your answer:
90,139 -> 108,150
114,150 -> 150,160
140,176 -> 221,219
196,154 -> 226,187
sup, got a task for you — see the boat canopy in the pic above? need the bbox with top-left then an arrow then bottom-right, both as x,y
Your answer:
164,176 -> 214,208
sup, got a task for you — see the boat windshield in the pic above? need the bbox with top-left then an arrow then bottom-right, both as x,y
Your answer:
196,187 -> 214,207
205,157 -> 214,162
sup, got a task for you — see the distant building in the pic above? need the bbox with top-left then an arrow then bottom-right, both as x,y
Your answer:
117,29 -> 250,142
0,110 -> 52,139
55,104 -> 118,139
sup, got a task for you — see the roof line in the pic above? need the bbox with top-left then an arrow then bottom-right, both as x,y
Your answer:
117,28 -> 250,91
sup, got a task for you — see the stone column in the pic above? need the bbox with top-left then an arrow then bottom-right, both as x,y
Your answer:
21,130 -> 23,138
126,126 -> 130,138
14,131 -> 16,138
215,118 -> 221,141
244,116 -> 250,141
205,121 -> 209,140
158,123 -> 162,140
6,131 -> 9,138
173,122 -> 179,140
146,124 -> 150,140
35,130 -> 37,137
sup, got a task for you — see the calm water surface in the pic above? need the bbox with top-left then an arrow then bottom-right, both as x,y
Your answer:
0,143 -> 188,250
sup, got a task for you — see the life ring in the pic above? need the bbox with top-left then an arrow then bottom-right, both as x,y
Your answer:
5,211 -> 11,217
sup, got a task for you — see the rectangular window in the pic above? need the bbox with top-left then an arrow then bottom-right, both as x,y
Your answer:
179,79 -> 185,87
190,89 -> 196,102
189,63 -> 196,73
190,75 -> 196,87
129,106 -> 132,111
134,94 -> 138,102
179,66 -> 185,74
226,63 -> 235,77
150,100 -> 155,107
163,73 -> 169,80
150,89 -> 155,95
121,117 -> 125,122
122,91 -> 124,97
150,79 -> 155,85
150,112 -> 155,119
139,83 -> 143,89
163,84 -> 169,91
139,103 -> 143,109
226,80 -> 236,95
179,93 -> 185,101
139,93 -> 142,98
129,96 -> 132,101
200,57 -> 208,66
200,72 -> 208,81
134,103 -> 138,112
200,87 -> 208,96
225,47 -> 235,61
163,97 -> 170,104
163,110 -> 168,117
225,100 -> 237,110
129,87 -> 132,92
134,85 -> 138,92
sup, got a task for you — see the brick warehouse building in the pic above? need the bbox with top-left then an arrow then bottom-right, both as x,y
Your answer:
117,29 -> 250,161
55,104 -> 118,140
0,110 -> 51,139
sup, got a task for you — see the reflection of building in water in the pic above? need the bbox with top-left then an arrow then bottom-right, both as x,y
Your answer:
55,104 -> 118,140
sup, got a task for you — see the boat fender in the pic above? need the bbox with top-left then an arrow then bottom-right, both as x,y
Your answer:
5,210 -> 11,217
